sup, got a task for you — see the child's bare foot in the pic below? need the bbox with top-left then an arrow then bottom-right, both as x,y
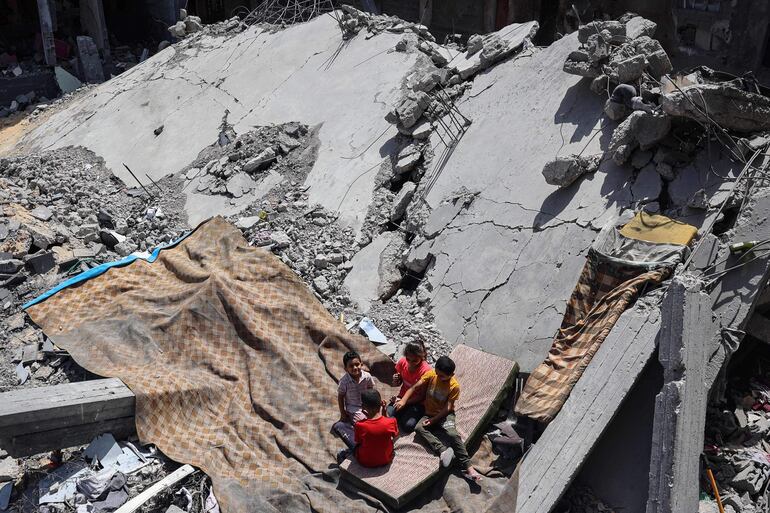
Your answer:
462,467 -> 483,482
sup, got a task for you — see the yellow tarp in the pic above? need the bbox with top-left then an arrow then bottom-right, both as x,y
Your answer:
619,211 -> 698,246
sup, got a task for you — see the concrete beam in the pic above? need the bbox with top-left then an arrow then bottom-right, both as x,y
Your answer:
0,378 -> 135,457
36,0 -> 56,66
647,189 -> 770,513
487,300 -> 663,513
646,276 -> 713,513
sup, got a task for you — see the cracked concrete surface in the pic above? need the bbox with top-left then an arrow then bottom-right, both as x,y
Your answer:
18,16 -> 418,232
416,34 -> 634,370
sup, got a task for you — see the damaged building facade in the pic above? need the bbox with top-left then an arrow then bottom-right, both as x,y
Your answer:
3,2 -> 770,513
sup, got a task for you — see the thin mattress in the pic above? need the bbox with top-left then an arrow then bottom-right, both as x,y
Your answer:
340,344 -> 518,508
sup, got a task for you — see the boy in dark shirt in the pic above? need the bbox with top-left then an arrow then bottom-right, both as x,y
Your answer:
354,389 -> 399,467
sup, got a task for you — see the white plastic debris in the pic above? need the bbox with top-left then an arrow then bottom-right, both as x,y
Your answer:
358,317 -> 387,344
84,433 -> 123,468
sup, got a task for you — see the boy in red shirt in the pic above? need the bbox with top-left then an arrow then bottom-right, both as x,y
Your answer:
354,389 -> 399,467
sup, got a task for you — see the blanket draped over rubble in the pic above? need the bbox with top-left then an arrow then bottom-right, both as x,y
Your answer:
25,216 -> 398,513
515,214 -> 693,423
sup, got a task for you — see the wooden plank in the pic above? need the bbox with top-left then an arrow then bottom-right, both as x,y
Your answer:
1,416 -> 136,457
486,303 -> 661,513
0,378 -> 135,438
115,465 -> 196,513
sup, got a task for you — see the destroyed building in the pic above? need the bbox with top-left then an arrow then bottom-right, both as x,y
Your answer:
3,2 -> 770,513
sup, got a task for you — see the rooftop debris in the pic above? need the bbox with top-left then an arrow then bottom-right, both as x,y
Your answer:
4,3 -> 770,513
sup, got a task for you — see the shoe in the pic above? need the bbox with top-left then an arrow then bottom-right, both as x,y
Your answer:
336,449 -> 350,464
439,447 -> 454,468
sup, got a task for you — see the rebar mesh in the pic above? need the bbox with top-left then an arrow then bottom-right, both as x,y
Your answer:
242,0 -> 341,27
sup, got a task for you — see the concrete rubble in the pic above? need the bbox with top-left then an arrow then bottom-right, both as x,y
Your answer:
3,4 -> 770,513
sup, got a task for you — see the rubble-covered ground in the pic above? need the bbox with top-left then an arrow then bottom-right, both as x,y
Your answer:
6,4 -> 770,513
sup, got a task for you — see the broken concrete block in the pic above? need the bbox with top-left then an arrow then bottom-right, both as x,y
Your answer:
609,111 -> 671,164
626,16 -> 657,40
0,259 -> 23,275
24,252 -> 55,275
184,16 -> 203,33
243,148 -> 276,173
563,59 -> 602,78
76,36 -> 105,83
578,20 -> 625,44
466,34 -> 484,56
270,231 -> 291,249
661,83 -> 770,133
542,155 -> 596,188
633,36 -> 672,78
611,54 -> 646,83
390,182 -> 416,222
169,21 -> 186,38
0,456 -> 20,482
30,205 -> 53,222
27,225 -> 55,250
312,275 -> 330,296
377,233 -> 408,300
585,33 -> 611,64
226,172 -> 255,198
5,312 -> 25,331
394,91 -> 431,129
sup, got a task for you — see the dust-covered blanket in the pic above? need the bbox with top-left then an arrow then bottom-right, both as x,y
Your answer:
26,216 -> 404,512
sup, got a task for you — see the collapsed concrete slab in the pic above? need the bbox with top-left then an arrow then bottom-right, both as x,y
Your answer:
19,15 -> 421,232
660,83 -> 770,133
418,33 -> 632,370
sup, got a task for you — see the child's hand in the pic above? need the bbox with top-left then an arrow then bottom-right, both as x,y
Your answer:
394,399 -> 406,412
422,418 -> 432,427
392,373 -> 402,386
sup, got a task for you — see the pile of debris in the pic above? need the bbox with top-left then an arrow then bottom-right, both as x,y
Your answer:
183,122 -> 312,200
168,9 -> 246,40
0,432 -> 213,513
703,373 -> 770,513
0,147 -> 187,392
562,13 -> 671,98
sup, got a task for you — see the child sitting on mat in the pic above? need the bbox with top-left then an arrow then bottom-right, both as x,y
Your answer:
387,341 -> 431,433
394,355 -> 482,482
332,351 -> 374,463
354,389 -> 399,467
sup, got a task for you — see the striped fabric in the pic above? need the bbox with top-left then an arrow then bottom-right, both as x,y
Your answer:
515,248 -> 672,424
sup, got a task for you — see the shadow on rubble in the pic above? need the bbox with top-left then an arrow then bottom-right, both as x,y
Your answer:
533,159 -> 633,230
553,79 -> 608,145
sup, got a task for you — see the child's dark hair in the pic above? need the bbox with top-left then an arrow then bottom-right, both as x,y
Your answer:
403,340 -> 426,358
435,356 -> 456,375
343,351 -> 361,368
361,389 -> 381,409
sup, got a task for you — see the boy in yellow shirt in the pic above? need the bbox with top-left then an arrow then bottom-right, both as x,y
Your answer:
394,355 -> 482,481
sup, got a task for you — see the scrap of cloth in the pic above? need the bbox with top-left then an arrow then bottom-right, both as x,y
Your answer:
619,210 -> 698,245
25,216 -> 398,513
515,214 -> 693,423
